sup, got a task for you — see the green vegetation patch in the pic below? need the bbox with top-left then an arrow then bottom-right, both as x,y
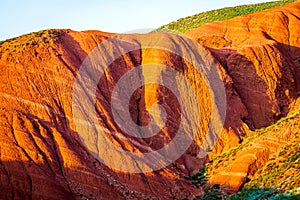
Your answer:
156,0 -> 296,34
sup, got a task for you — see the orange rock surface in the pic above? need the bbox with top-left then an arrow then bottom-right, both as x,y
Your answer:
187,1 -> 300,191
0,1 -> 299,199
0,30 -> 207,199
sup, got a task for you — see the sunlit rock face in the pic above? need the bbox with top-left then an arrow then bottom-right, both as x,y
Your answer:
187,1 -> 300,191
0,1 -> 299,199
0,30 -> 220,199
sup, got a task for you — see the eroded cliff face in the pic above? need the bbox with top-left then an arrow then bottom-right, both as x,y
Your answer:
187,2 -> 300,130
0,1 -> 299,199
0,30 -> 211,199
187,1 -> 300,191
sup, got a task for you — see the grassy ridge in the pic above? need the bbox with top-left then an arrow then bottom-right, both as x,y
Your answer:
156,0 -> 296,34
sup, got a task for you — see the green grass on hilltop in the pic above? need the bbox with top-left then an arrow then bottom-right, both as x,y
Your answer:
156,0 -> 297,34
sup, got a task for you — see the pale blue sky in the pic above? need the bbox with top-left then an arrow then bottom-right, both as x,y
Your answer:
1,0 -> 272,40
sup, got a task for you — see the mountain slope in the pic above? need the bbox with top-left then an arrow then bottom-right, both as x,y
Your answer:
195,100 -> 300,199
184,1 -> 300,197
1,30 -> 215,199
156,0 -> 296,34
0,1 -> 299,200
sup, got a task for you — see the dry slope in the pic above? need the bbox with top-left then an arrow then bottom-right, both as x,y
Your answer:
0,1 -> 299,200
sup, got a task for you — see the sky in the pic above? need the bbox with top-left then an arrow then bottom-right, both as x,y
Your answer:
1,0 -> 273,41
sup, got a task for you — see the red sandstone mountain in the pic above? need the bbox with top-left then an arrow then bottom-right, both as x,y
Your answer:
187,1 -> 300,192
0,1 -> 299,199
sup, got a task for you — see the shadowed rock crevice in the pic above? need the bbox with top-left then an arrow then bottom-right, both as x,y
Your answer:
208,43 -> 300,131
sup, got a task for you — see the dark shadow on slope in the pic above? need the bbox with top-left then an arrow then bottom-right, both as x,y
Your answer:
208,42 -> 300,133
0,160 -> 203,199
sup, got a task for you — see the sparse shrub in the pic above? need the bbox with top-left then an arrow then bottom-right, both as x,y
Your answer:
195,184 -> 223,200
